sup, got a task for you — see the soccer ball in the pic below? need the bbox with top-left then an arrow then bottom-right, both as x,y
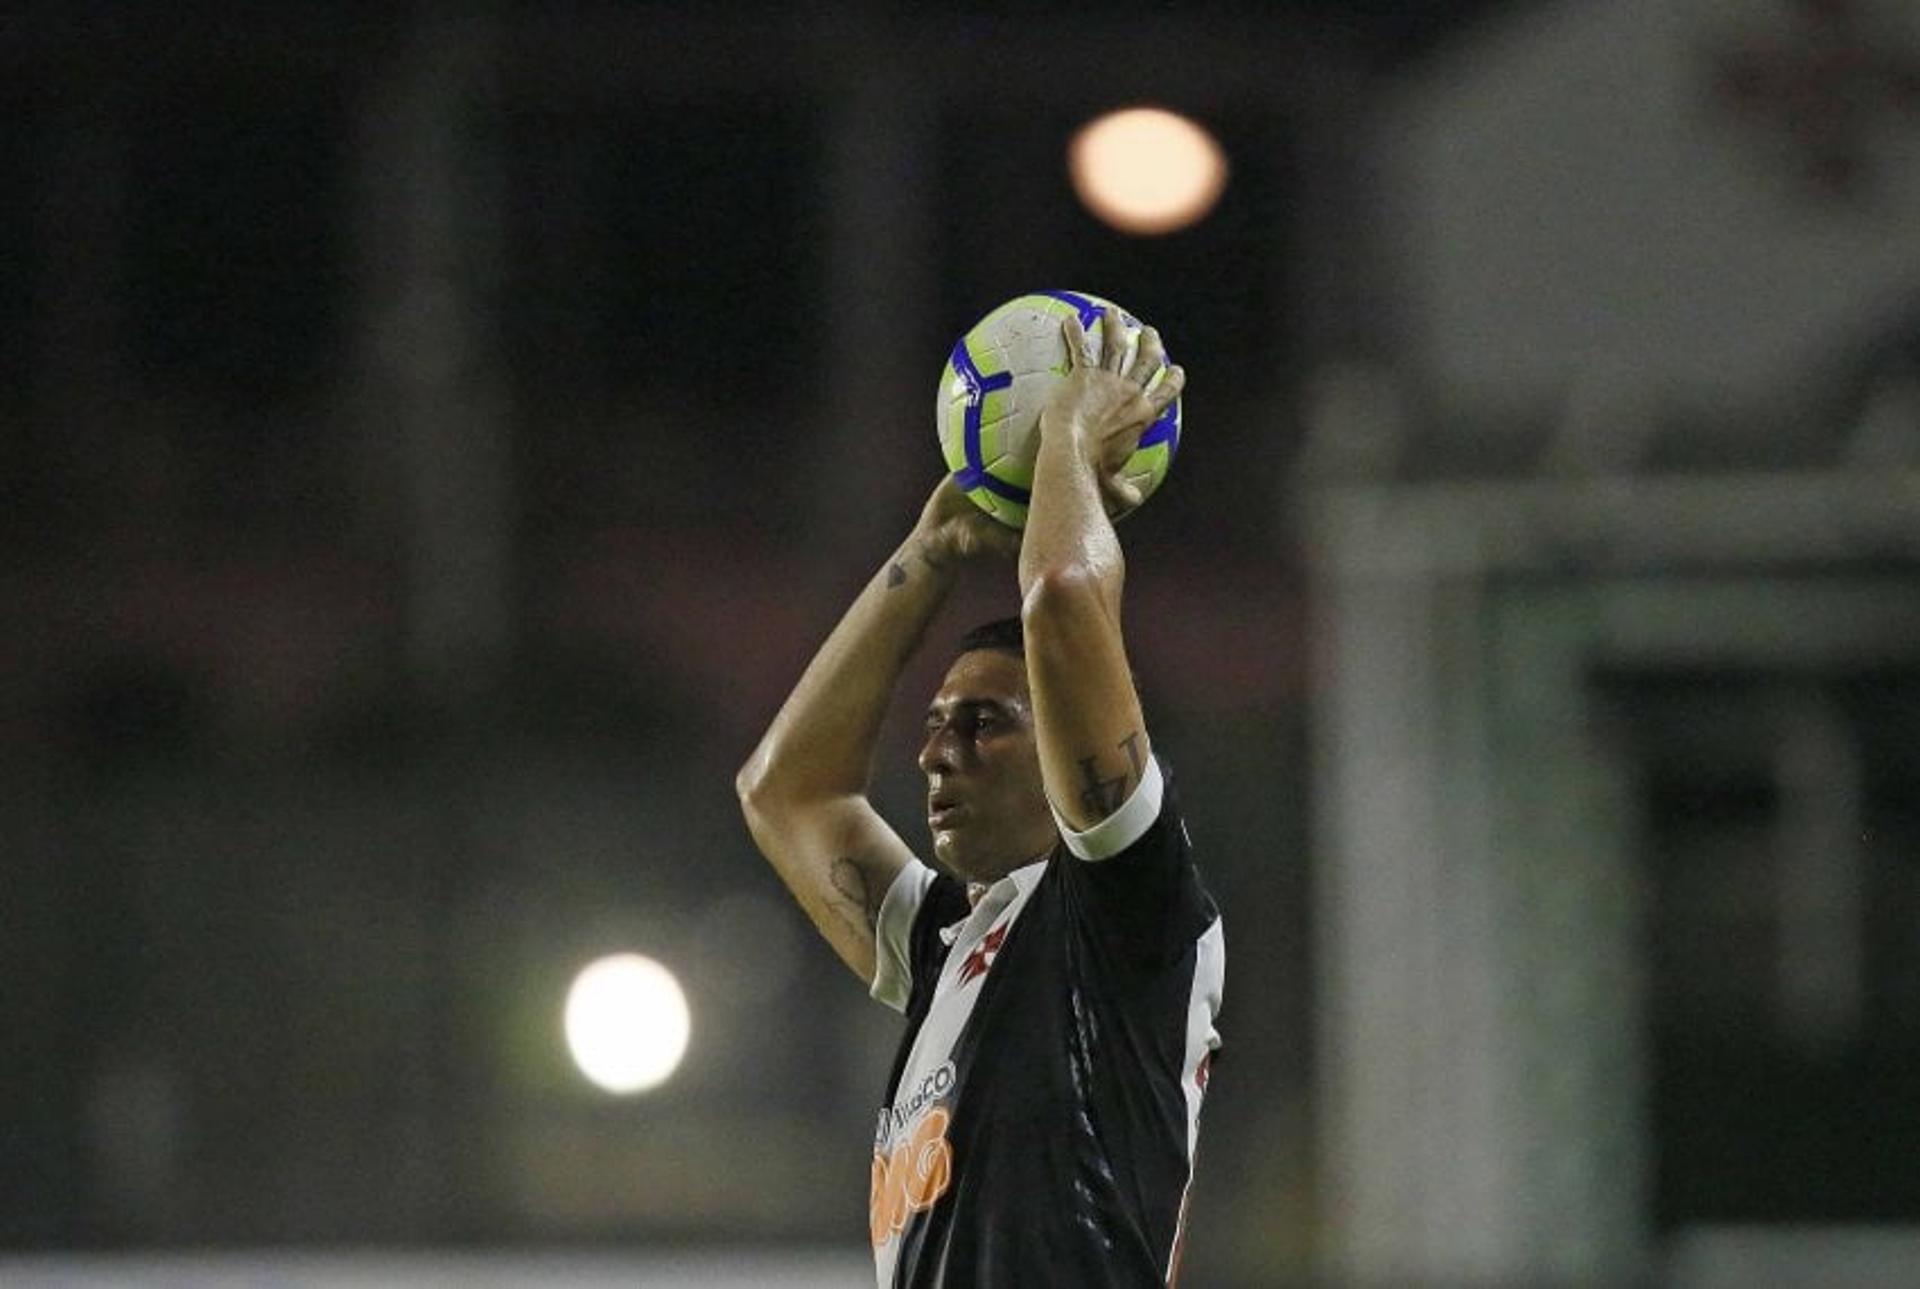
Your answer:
936,289 -> 1182,530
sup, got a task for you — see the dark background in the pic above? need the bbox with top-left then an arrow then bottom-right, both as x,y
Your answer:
4,3 -> 1916,1286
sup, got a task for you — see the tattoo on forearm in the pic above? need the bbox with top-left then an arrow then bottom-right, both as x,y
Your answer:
1077,730 -> 1144,818
888,541 -> 949,589
829,856 -> 883,932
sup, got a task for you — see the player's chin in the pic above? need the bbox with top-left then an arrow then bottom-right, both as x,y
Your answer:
930,826 -> 955,860
930,828 -> 975,875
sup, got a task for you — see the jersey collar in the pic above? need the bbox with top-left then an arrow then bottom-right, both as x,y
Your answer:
939,854 -> 1050,944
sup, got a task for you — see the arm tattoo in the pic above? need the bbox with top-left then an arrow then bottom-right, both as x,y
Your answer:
1077,758 -> 1129,817
1077,730 -> 1144,818
829,856 -> 883,932
888,540 -> 948,588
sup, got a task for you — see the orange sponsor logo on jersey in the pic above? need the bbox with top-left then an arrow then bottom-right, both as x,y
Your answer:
869,1104 -> 953,1248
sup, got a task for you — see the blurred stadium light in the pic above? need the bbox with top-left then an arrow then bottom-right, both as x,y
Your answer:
562,954 -> 691,1095
1069,106 -> 1230,235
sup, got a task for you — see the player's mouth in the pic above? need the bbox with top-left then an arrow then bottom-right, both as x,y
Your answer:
928,795 -> 963,829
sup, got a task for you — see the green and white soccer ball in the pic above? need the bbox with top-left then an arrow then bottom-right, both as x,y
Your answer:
935,290 -> 1182,530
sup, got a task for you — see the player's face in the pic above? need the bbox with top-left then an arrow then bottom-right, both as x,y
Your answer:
917,649 -> 1058,883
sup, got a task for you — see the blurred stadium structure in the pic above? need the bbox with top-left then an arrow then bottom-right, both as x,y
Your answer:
3,1 -> 1916,1286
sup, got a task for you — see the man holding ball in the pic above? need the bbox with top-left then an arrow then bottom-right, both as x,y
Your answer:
737,306 -> 1224,1287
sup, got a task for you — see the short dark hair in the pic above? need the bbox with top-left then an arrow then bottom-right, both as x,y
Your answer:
960,614 -> 1148,711
956,616 -> 1024,660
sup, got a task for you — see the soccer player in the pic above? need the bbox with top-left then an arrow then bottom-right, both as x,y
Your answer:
736,306 -> 1224,1286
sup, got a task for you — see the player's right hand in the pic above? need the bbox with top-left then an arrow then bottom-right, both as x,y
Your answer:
1052,308 -> 1185,514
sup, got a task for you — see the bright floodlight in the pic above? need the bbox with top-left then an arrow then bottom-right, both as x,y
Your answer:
1069,107 -> 1228,235
564,953 -> 691,1095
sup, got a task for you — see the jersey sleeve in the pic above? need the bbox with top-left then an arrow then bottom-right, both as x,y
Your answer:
1054,755 -> 1218,972
870,859 -> 972,1014
871,860 -> 937,1013
1050,754 -> 1166,861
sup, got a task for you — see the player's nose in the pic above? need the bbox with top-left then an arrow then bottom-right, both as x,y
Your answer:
917,723 -> 958,776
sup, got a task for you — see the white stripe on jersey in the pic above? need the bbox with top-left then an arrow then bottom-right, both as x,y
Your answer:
869,858 -> 1048,1289
1166,915 -> 1226,1282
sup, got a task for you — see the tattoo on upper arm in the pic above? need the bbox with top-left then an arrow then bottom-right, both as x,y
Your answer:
829,856 -> 884,933
1077,759 -> 1127,817
886,561 -> 907,588
1076,729 -> 1145,819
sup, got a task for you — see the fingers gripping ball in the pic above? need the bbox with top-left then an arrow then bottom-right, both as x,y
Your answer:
935,290 -> 1182,530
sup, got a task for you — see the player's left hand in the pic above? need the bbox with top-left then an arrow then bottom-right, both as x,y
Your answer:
915,474 -> 1022,563
1046,307 -> 1185,513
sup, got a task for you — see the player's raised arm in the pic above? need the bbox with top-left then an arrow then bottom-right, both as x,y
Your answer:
737,479 -> 1015,985
1017,307 -> 1185,832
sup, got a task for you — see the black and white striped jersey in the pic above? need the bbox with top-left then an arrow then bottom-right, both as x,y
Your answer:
868,756 -> 1225,1287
